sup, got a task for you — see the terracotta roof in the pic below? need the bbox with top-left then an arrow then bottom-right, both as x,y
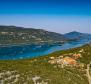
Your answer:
63,57 -> 76,65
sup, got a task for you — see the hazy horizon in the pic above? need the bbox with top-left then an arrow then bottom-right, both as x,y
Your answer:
0,0 -> 90,34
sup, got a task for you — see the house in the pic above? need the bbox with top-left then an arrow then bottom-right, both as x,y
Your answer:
49,58 -> 63,65
79,49 -> 84,53
59,55 -> 64,58
48,60 -> 56,64
62,57 -> 77,65
72,53 -> 82,59
49,57 -> 55,60
48,56 -> 77,66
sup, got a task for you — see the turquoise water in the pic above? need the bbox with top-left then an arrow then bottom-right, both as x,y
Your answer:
0,39 -> 90,60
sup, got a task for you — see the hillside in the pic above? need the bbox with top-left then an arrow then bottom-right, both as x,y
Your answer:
64,31 -> 91,41
0,26 -> 91,45
0,43 -> 91,84
0,26 -> 67,45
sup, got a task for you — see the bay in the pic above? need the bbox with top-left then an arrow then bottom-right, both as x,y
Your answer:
0,39 -> 90,60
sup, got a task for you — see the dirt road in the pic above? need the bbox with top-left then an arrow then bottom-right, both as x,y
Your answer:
86,63 -> 91,84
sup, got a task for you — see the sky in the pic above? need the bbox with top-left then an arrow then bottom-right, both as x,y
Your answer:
0,0 -> 91,34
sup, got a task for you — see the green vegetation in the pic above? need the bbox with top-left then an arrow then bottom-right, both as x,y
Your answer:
64,31 -> 91,41
0,26 -> 67,45
0,44 -> 91,84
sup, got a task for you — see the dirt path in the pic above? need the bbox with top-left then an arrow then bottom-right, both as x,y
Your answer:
86,63 -> 91,84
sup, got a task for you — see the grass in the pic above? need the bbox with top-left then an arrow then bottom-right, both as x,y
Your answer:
0,44 -> 91,84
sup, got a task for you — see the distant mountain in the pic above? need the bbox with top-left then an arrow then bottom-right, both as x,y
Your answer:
64,31 -> 91,41
0,25 -> 67,45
